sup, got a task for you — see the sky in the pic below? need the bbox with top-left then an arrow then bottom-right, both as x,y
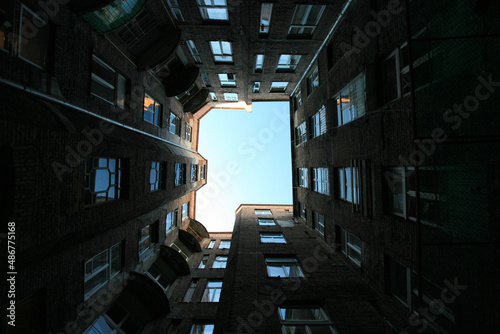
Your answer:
196,101 -> 292,232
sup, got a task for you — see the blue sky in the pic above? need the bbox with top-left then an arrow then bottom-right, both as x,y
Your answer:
196,101 -> 292,232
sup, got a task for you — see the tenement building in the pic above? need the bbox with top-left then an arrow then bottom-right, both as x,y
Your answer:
1,0 -> 499,333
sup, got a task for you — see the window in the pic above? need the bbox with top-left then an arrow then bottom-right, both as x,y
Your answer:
187,40 -> 202,63
84,157 -> 122,205
83,307 -> 141,334
210,92 -> 218,101
212,256 -> 228,268
299,202 -> 306,220
185,123 -> 193,142
255,209 -> 272,215
338,167 -> 359,204
336,74 -> 365,126
210,41 -> 233,63
171,242 -> 189,260
218,73 -> 236,87
260,233 -> 286,244
191,164 -> 198,182
388,258 -> 414,308
255,54 -> 264,72
138,225 -> 151,257
201,73 -> 211,87
259,3 -> 273,35
307,66 -> 319,95
200,165 -> 206,179
277,55 -> 301,72
84,242 -> 121,299
169,113 -> 181,135
143,93 -> 162,126
288,5 -> 325,37
183,280 -> 198,302
278,307 -> 337,333
176,84 -> 200,105
83,0 -> 145,33
166,210 -> 178,233
340,228 -> 362,266
190,324 -> 214,334
182,202 -> 189,220
310,105 -> 327,138
114,8 -> 158,48
199,255 -> 209,269
147,263 -> 171,291
198,0 -> 228,21
149,161 -> 164,191
258,218 -> 275,226
202,281 -> 222,302
313,212 -> 325,236
295,90 -> 303,109
207,240 -> 215,249
19,6 -> 50,69
167,0 -> 184,21
253,82 -> 261,93
313,167 -> 329,195
224,93 -> 238,102
91,55 -> 127,108
382,44 -> 411,103
219,240 -> 231,249
266,258 -> 304,278
175,163 -> 186,186
270,82 -> 288,93
298,168 -> 308,188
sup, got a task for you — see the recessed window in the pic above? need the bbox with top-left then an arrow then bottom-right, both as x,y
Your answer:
143,93 -> 162,126
84,157 -> 122,205
19,6 -> 50,69
187,40 -> 202,63
224,93 -> 238,102
175,163 -> 186,186
200,165 -> 206,179
201,73 -> 211,86
83,0 -> 145,33
278,307 -> 337,333
313,167 -> 329,195
383,44 -> 411,103
202,281 -> 223,302
219,240 -> 231,249
207,240 -> 215,249
288,4 -> 325,38
138,225 -> 151,257
167,0 -> 185,21
199,255 -> 209,269
169,113 -> 181,135
338,167 -> 359,204
210,41 -> 233,63
310,105 -> 326,138
270,82 -> 288,93
340,228 -> 362,266
191,164 -> 198,182
182,202 -> 189,220
190,324 -> 214,334
166,209 -> 178,233
183,280 -> 198,302
294,90 -> 303,110
84,242 -> 121,299
298,168 -> 308,188
149,161 -> 165,191
295,121 -> 307,145
210,92 -> 218,101
91,55 -> 127,108
299,202 -> 306,219
258,218 -> 275,226
313,212 -> 325,236
170,242 -> 189,260
255,54 -> 264,72
336,74 -> 366,126
307,65 -> 319,95
219,73 -> 236,87
185,123 -> 192,142
277,54 -> 301,72
212,256 -> 228,268
253,82 -> 261,93
255,209 -> 272,215
266,258 -> 304,277
198,0 -> 228,21
146,263 -> 171,291
260,233 -> 286,244
259,3 -> 273,35
176,84 -> 200,105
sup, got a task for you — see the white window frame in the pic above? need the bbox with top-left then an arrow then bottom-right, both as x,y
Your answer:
277,54 -> 301,72
84,157 -> 122,205
175,162 -> 186,186
210,92 -> 218,101
258,218 -> 275,226
191,164 -> 198,182
202,281 -> 223,302
138,225 -> 152,258
253,82 -> 261,93
295,121 -> 307,145
212,256 -> 228,268
170,242 -> 189,260
218,73 -> 236,87
219,240 -> 231,249
182,202 -> 189,220
190,324 -> 214,334
266,258 -> 304,278
210,41 -> 233,63
341,229 -> 362,266
307,66 -> 319,94
144,93 -> 161,126
338,167 -> 359,204
185,123 -> 192,142
335,74 -> 366,126
270,81 -> 288,93
90,55 -> 126,108
278,306 -> 337,334
288,4 -> 325,37
169,113 -> 181,135
255,209 -> 272,215
298,168 -> 308,188
199,255 -> 209,269
255,54 -> 264,72
224,93 -> 238,102
186,40 -> 202,63
166,210 -> 177,233
146,264 -> 171,291
207,240 -> 215,249
260,233 -> 286,244
313,167 -> 329,195
197,0 -> 228,21
167,0 -> 185,21
84,242 -> 121,300
259,3 -> 273,34
310,105 -> 326,138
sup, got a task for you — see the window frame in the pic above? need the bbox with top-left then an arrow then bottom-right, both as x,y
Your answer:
212,256 -> 228,269
335,74 -> 366,126
307,65 -> 319,95
258,218 -> 275,226
190,324 -> 215,334
210,41 -> 233,63
288,4 -> 326,37
138,225 -> 152,258
277,54 -> 301,72
270,81 -> 288,93
202,281 -> 223,302
219,240 -> 231,249
143,93 -> 162,126
18,5 -> 50,70
312,211 -> 325,236
174,162 -> 186,186
182,202 -> 189,221
340,228 -> 362,267
218,73 -> 236,87
191,164 -> 198,182
299,202 -> 306,220
255,209 -> 272,215
90,55 -> 126,108
255,54 -> 264,73
298,168 -> 308,188
186,40 -> 202,64
260,233 -> 287,244
266,258 -> 304,278
224,93 -> 238,101
166,209 -> 178,233
278,306 -> 336,334
295,121 -> 307,145
84,157 -> 122,206
169,113 -> 181,135
259,3 -> 273,35
338,167 -> 359,204
310,105 -> 327,138
313,167 -> 329,195
185,123 -> 193,142
197,0 -> 228,21
207,240 -> 215,249
183,280 -> 198,302
84,242 -> 121,300
167,0 -> 185,21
